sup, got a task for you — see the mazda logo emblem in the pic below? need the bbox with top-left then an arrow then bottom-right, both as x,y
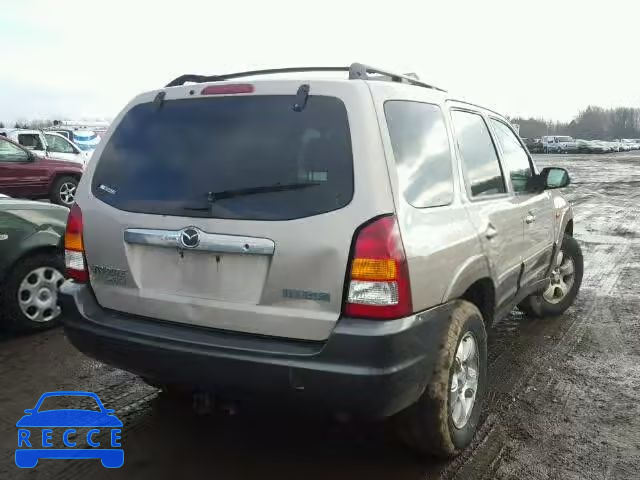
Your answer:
179,228 -> 200,248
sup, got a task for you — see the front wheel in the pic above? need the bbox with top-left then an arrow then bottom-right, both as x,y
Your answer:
394,301 -> 487,457
520,234 -> 583,317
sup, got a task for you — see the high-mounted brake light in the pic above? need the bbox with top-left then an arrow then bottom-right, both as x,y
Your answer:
201,84 -> 254,95
64,204 -> 88,283
344,215 -> 413,320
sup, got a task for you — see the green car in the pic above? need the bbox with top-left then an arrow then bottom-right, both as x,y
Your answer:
0,196 -> 68,332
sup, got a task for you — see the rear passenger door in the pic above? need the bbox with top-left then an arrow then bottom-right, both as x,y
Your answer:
449,108 -> 524,309
489,118 -> 554,288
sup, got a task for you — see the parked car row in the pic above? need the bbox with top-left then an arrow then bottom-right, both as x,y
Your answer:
0,195 -> 67,332
0,128 -> 92,165
522,138 -> 545,153
576,139 -> 640,153
525,135 -> 640,154
0,127 -> 101,334
0,135 -> 83,206
43,126 -> 103,153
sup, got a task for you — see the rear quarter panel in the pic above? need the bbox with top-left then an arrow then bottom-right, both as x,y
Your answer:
367,83 -> 489,310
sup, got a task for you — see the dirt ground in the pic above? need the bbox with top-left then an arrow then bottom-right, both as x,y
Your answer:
1,152 -> 639,479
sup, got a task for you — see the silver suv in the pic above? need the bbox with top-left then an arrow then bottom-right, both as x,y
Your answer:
61,63 -> 583,457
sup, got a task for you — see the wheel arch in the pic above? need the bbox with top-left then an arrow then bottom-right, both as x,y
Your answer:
565,218 -> 574,236
49,172 -> 81,191
556,201 -> 574,241
459,278 -> 496,327
0,234 -> 62,284
442,255 -> 496,325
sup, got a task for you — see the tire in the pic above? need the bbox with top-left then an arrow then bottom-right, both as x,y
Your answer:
0,253 -> 65,333
519,234 -> 583,318
394,301 -> 487,458
50,175 -> 78,207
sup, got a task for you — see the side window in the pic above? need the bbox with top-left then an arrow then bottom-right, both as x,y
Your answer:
45,134 -> 76,154
17,134 -> 44,150
0,139 -> 29,162
450,110 -> 506,198
384,101 -> 454,208
490,119 -> 533,193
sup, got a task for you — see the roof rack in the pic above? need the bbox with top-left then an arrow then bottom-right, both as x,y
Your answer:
165,62 -> 446,92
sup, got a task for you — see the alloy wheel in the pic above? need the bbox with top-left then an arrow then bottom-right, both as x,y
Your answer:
543,249 -> 575,304
450,332 -> 479,429
59,182 -> 77,205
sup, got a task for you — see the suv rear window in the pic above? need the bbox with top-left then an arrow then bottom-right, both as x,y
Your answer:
91,95 -> 353,220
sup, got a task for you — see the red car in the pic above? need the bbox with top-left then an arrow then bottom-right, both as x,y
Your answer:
0,136 -> 83,207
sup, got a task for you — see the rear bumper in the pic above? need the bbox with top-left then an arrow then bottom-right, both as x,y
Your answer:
60,283 -> 455,419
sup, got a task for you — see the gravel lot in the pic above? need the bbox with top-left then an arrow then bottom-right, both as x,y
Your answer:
1,152 -> 638,479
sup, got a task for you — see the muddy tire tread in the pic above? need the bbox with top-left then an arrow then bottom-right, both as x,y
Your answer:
394,300 -> 487,458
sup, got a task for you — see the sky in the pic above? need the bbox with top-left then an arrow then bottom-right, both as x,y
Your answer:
2,0 -> 640,124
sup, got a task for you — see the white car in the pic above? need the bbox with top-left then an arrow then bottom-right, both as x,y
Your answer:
0,129 -> 89,165
44,132 -> 91,164
49,128 -> 101,156
542,135 -> 576,153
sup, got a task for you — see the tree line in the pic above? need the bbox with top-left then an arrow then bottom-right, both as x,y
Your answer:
510,106 -> 640,140
0,119 -> 56,130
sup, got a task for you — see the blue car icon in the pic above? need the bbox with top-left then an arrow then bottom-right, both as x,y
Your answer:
16,391 -> 123,468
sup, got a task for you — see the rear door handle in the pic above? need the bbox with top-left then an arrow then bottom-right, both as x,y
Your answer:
525,210 -> 536,224
485,224 -> 498,240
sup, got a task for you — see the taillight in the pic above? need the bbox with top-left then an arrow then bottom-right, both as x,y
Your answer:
344,215 -> 413,320
201,84 -> 254,95
64,204 -> 88,282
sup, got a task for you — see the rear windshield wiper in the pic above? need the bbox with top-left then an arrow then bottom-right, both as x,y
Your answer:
208,181 -> 321,201
181,182 -> 321,211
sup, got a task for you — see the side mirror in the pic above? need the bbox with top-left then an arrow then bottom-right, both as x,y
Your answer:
23,409 -> 34,414
540,167 -> 570,189
105,409 -> 115,414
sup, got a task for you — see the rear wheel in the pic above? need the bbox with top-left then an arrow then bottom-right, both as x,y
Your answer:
50,176 -> 78,207
394,301 -> 487,457
519,234 -> 583,317
0,253 -> 65,332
